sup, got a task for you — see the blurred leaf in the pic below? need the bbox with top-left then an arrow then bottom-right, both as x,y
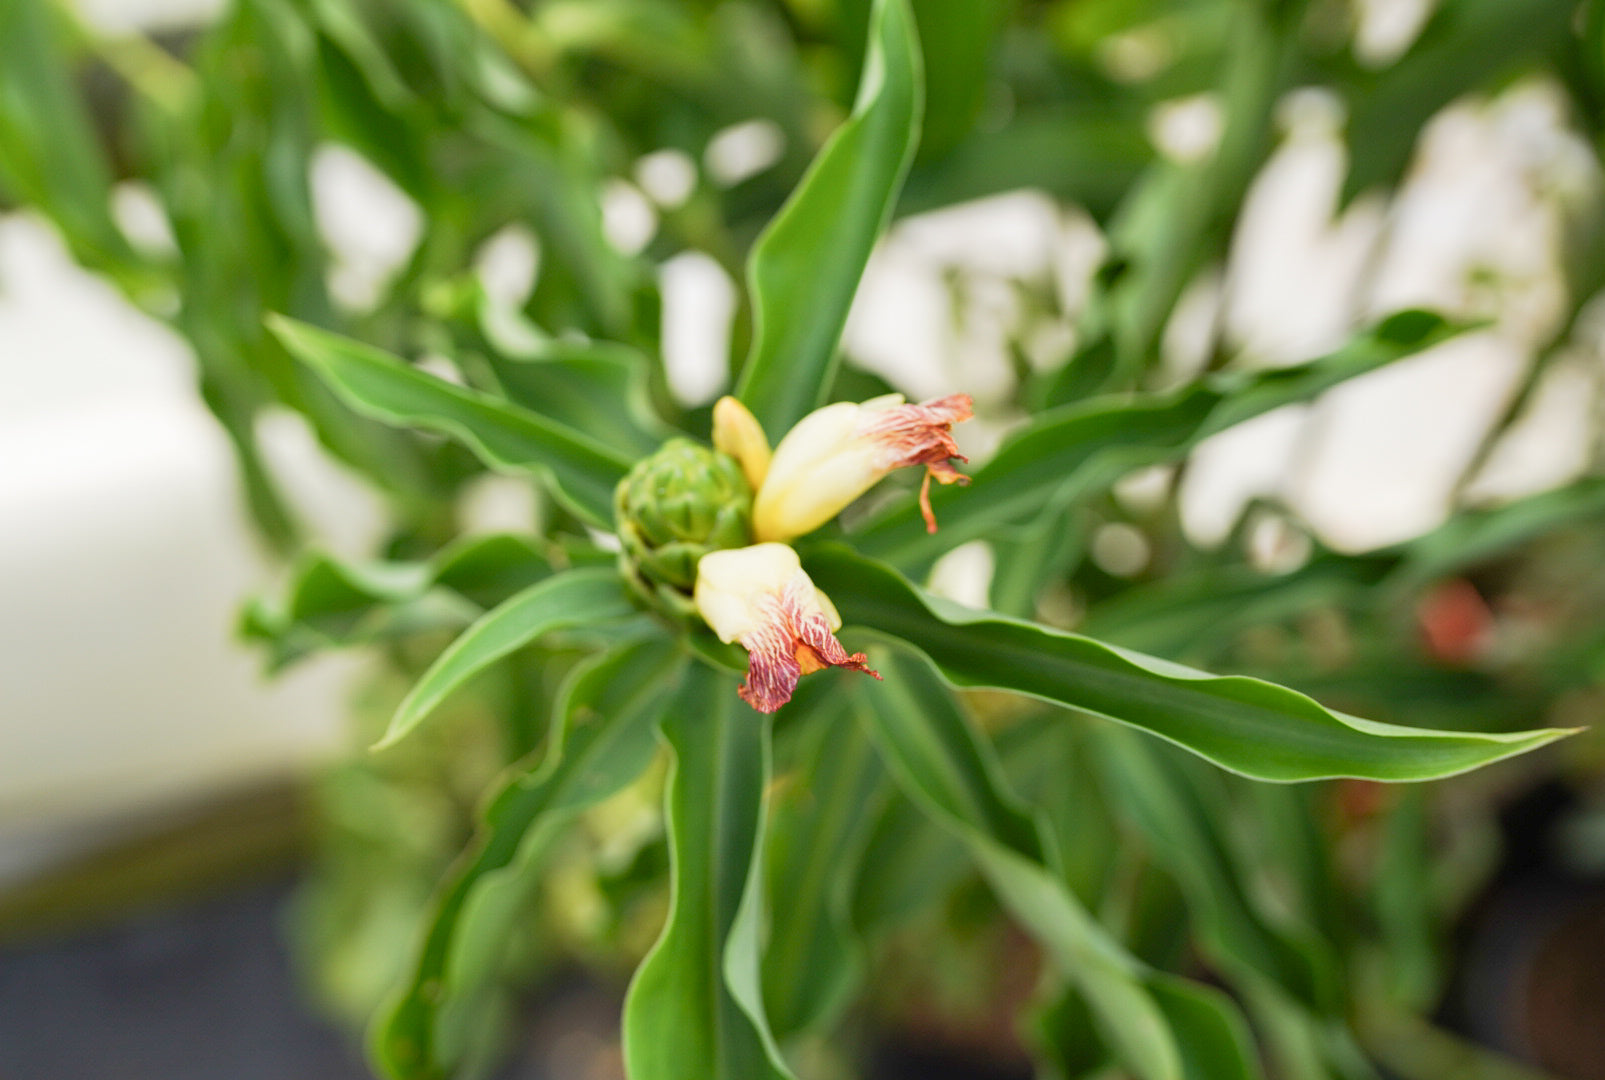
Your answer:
900,102 -> 1152,222
0,0 -> 137,277
1147,975 -> 1265,1080
734,0 -> 923,435
1027,985 -> 1111,1080
474,331 -> 672,459
809,545 -> 1574,781
854,649 -> 1264,1080
1340,0 -> 1577,202
380,567 -> 636,749
269,316 -> 631,526
623,663 -> 797,1080
1390,477 -> 1605,591
1093,727 -> 1340,1012
241,534 -> 563,669
1079,550 -> 1384,663
855,311 -> 1466,572
762,704 -> 885,1039
1101,0 -> 1290,385
1371,788 -> 1440,1011
850,782 -> 971,934
998,713 -> 1118,906
909,0 -> 1010,158
471,110 -> 644,340
372,637 -> 683,1080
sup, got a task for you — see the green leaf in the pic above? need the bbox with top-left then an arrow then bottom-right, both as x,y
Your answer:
240,534 -> 563,669
900,103 -> 1151,221
809,546 -> 1573,782
908,0 -> 1009,159
849,783 -> 971,935
854,311 -> 1466,571
733,0 -> 923,435
623,663 -> 796,1080
853,649 -> 1265,1080
0,0 -> 138,278
1148,975 -> 1266,1080
475,332 -> 672,460
372,638 -> 683,1080
762,704 -> 885,1038
1341,0 -> 1576,202
1390,477 -> 1605,592
1078,554 -> 1383,663
380,568 -> 637,749
268,316 -> 631,527
1092,727 -> 1340,1013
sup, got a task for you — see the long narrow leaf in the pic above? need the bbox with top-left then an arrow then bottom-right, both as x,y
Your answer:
1093,727 -> 1340,1012
854,311 -> 1462,571
762,705 -> 885,1038
810,546 -> 1572,781
733,0 -> 922,435
622,663 -> 795,1080
241,534 -> 564,669
854,650 -> 1265,1080
380,568 -> 636,749
269,316 -> 631,526
372,638 -> 683,1080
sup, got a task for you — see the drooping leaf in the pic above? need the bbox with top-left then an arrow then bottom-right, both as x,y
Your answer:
372,638 -> 683,1080
622,663 -> 796,1080
269,316 -> 631,526
809,546 -> 1573,782
380,568 -> 637,749
734,0 -> 923,435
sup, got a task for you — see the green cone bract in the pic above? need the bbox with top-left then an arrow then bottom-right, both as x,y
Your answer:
615,439 -> 753,607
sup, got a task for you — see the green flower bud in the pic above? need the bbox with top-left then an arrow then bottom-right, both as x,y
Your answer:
615,439 -> 753,614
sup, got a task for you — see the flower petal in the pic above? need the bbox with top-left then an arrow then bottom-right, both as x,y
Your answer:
694,544 -> 879,712
734,571 -> 879,713
712,396 -> 772,490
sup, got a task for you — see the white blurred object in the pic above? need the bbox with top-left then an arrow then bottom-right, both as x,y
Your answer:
705,120 -> 785,187
70,0 -> 223,33
1178,80 -> 1594,551
311,144 -> 423,311
600,180 -> 658,257
659,251 -> 736,406
0,215 -> 376,883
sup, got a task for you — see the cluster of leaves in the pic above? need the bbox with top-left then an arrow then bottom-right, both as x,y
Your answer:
7,0 -> 1605,1078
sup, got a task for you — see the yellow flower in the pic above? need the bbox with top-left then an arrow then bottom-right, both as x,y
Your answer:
750,393 -> 973,541
694,542 -> 879,713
